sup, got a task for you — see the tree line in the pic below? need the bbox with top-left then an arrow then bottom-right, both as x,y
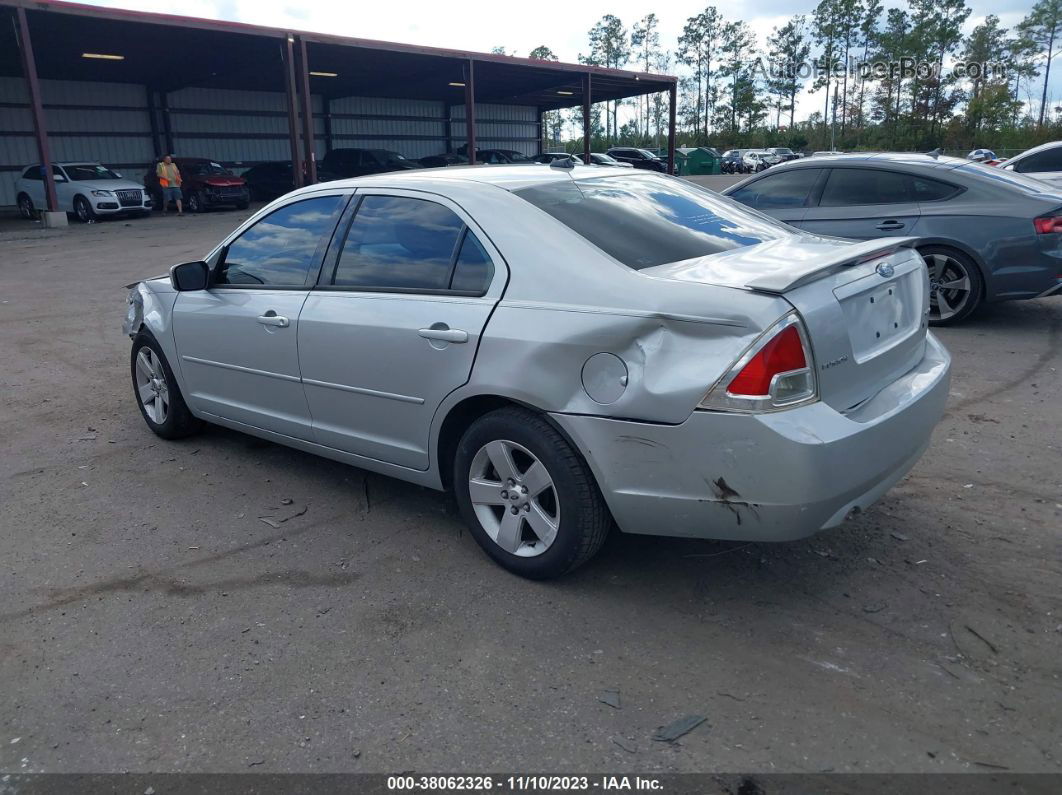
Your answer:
504,0 -> 1062,154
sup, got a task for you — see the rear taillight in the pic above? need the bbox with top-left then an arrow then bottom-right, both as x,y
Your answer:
1034,214 -> 1062,234
698,313 -> 817,413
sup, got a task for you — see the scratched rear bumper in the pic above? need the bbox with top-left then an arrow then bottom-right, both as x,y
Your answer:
550,334 -> 950,542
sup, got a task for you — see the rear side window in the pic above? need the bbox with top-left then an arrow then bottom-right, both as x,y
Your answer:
912,176 -> 960,202
820,168 -> 911,206
22,166 -> 42,180
730,168 -> 822,210
331,195 -> 493,293
516,174 -> 793,270
1014,147 -> 1062,173
216,195 -> 344,286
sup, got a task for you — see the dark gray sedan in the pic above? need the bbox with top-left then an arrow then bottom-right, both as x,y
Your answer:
723,153 -> 1062,324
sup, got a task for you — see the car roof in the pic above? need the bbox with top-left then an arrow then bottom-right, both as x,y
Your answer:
1006,140 -> 1062,164
770,152 -> 968,170
289,163 -> 656,193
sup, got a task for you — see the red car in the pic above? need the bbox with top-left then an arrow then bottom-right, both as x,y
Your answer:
144,157 -> 250,213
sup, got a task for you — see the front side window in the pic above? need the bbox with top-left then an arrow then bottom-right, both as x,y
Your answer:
730,168 -> 822,210
516,174 -> 794,270
331,195 -> 492,293
216,195 -> 344,287
819,168 -> 911,206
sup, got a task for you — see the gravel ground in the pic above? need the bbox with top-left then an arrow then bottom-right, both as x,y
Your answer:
0,206 -> 1059,775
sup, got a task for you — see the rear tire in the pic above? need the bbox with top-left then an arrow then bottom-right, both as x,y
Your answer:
454,407 -> 611,579
130,332 -> 203,439
920,246 -> 983,326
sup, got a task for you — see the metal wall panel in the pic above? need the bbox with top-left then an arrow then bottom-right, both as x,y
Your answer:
0,77 -> 152,205
449,103 -> 539,156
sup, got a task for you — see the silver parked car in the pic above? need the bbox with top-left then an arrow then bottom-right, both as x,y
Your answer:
724,153 -> 1062,324
124,167 -> 951,578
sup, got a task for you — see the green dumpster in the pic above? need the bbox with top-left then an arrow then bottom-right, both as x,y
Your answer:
679,147 -> 720,175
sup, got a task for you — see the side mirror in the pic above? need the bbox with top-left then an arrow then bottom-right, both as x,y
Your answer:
114,172 -> 123,179
53,174 -> 67,183
170,260 -> 210,291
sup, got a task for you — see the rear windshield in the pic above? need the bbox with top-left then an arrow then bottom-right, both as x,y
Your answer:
515,174 -> 793,270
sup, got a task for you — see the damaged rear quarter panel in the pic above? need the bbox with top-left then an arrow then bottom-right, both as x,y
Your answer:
469,279 -> 792,425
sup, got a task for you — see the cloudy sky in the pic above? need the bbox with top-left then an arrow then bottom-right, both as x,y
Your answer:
82,0 -> 1051,122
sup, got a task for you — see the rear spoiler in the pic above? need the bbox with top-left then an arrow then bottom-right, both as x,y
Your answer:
746,237 -> 920,293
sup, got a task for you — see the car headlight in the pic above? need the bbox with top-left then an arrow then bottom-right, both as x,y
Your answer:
91,190 -> 114,197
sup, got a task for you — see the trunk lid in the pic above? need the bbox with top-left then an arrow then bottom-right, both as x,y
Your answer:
643,236 -> 930,412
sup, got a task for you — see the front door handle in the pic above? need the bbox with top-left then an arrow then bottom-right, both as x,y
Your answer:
418,326 -> 468,343
876,220 -> 905,230
257,312 -> 290,328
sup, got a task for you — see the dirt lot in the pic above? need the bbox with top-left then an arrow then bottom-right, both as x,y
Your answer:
0,205 -> 1059,775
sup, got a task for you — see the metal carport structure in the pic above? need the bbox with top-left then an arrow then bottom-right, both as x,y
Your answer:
0,0 -> 678,212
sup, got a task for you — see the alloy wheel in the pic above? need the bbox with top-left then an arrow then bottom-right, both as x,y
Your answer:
75,197 -> 91,222
17,195 -> 34,219
135,347 -> 170,424
925,252 -> 973,322
468,439 -> 560,558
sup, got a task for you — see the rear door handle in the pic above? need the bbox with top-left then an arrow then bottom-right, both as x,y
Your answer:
876,220 -> 905,230
418,327 -> 468,343
257,312 -> 290,328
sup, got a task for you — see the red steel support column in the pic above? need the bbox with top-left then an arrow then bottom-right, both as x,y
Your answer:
464,61 -> 476,165
282,36 -> 304,189
582,73 -> 592,164
297,37 -> 317,184
667,83 -> 677,175
16,8 -> 57,212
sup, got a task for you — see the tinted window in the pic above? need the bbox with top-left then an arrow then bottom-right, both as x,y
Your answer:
450,231 -> 494,292
912,176 -> 960,202
516,174 -> 793,270
22,166 -> 41,180
1014,147 -> 1062,173
217,196 -> 344,286
820,168 -> 911,206
731,168 -> 822,210
332,196 -> 465,290
66,164 -> 121,181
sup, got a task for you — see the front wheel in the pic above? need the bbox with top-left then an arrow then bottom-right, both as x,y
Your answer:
16,193 -> 35,220
920,246 -> 983,326
187,191 -> 205,213
454,407 -> 611,579
131,332 -> 203,439
73,195 -> 95,223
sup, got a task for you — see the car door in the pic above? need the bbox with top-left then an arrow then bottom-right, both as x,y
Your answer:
53,166 -> 77,211
171,193 -> 349,439
1006,147 -> 1062,189
298,189 -> 506,470
726,167 -> 824,227
796,166 -> 921,239
19,166 -> 45,207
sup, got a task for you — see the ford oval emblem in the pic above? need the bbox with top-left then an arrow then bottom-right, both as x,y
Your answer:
876,262 -> 895,278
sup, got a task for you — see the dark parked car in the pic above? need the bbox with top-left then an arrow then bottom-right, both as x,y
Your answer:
767,147 -> 800,163
605,147 -> 667,172
419,153 -> 469,168
533,152 -> 584,164
459,148 -> 534,164
320,148 -> 418,179
723,153 -> 1062,324
720,150 -> 749,174
144,157 -> 249,213
240,161 -> 340,202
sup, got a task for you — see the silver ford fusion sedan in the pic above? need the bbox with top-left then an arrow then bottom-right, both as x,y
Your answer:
123,164 -> 951,579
